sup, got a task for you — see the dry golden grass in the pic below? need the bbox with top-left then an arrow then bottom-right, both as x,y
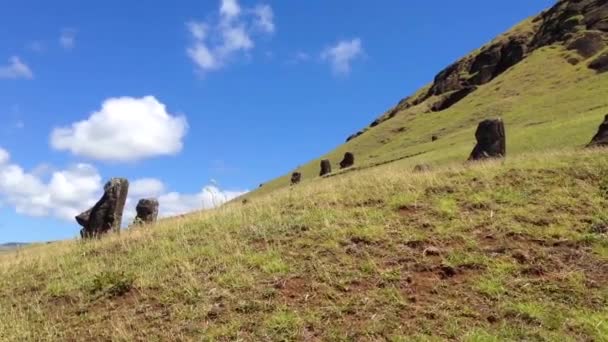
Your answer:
1,148 -> 607,341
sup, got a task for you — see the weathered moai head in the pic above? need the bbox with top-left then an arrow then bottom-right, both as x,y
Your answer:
468,119 -> 506,161
340,152 -> 355,169
587,114 -> 608,148
291,172 -> 302,185
134,198 -> 159,225
320,159 -> 332,176
76,178 -> 129,238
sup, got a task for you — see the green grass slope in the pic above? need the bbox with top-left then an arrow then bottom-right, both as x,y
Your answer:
253,21 -> 608,197
1,149 -> 607,341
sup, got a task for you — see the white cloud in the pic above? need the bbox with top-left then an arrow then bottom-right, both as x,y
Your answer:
0,147 -> 246,226
60,29 -> 77,50
0,148 -> 9,165
186,0 -> 274,73
130,178 -> 166,198
157,185 -> 246,217
187,42 -> 219,70
253,4 -> 275,33
50,96 -> 188,162
0,56 -> 34,80
321,38 -> 364,75
220,0 -> 241,20
124,178 -> 247,225
0,149 -> 101,221
187,21 -> 209,41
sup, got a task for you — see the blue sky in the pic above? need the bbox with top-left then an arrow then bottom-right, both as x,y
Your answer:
0,0 -> 555,243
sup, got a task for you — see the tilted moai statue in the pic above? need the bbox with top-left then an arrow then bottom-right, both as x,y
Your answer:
76,178 -> 129,238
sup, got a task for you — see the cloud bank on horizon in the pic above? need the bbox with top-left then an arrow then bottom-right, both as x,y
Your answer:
0,146 -> 247,225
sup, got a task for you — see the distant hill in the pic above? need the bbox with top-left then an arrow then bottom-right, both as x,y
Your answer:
253,0 -> 608,196
0,243 -> 29,251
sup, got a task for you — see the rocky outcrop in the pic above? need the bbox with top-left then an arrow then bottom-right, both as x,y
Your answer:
430,87 -> 477,112
346,131 -> 364,142
468,119 -> 506,161
77,178 -> 129,238
340,152 -> 355,169
320,159 -> 332,176
350,0 -> 608,136
134,198 -> 159,225
291,172 -> 302,185
567,31 -> 606,57
587,114 -> 608,147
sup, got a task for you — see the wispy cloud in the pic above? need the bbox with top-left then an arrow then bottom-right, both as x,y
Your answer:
286,51 -> 311,65
0,56 -> 33,80
253,4 -> 275,33
186,0 -> 275,74
321,38 -> 364,75
59,28 -> 77,50
26,41 -> 45,53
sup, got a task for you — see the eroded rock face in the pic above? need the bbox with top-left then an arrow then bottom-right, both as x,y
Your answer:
135,198 -> 159,225
567,31 -> 606,58
340,152 -> 355,169
468,119 -> 506,161
77,178 -> 129,238
320,159 -> 332,176
587,114 -> 608,147
291,172 -> 302,185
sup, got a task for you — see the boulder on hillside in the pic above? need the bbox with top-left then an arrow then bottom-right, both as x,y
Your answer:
77,178 -> 129,238
413,164 -> 432,173
340,152 -> 355,169
291,172 -> 302,185
320,159 -> 332,176
589,51 -> 608,73
134,198 -> 159,225
587,114 -> 608,147
468,119 -> 506,161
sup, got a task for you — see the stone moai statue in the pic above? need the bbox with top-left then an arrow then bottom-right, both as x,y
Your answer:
134,198 -> 159,225
340,152 -> 355,169
468,119 -> 506,161
291,172 -> 302,185
320,159 -> 332,176
76,178 -> 129,238
587,114 -> 608,148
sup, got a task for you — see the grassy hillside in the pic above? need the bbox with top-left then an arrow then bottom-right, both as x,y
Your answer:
253,17 -> 608,197
1,149 -> 607,341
